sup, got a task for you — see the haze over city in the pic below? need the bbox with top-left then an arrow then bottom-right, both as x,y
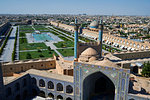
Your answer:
0,0 -> 150,16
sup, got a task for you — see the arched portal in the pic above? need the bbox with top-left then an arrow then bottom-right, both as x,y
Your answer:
48,93 -> 54,99
83,71 -> 115,100
38,91 -> 45,98
57,95 -> 63,100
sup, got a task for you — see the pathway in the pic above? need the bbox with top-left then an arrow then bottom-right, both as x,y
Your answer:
45,42 -> 63,57
0,26 -> 17,62
19,49 -> 47,52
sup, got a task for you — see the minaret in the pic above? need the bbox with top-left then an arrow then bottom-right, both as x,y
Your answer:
0,63 -> 5,100
74,18 -> 79,59
98,18 -> 104,58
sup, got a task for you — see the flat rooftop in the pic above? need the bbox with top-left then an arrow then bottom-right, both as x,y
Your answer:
27,69 -> 73,83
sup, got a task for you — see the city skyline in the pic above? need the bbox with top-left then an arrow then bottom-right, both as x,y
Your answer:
0,0 -> 150,16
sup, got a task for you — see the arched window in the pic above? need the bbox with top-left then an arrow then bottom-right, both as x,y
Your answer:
15,82 -> 20,91
137,44 -> 140,48
57,83 -> 63,91
6,87 -> 11,97
123,40 -> 125,44
48,81 -> 54,89
120,40 -> 122,43
141,45 -> 144,49
66,85 -> 73,94
130,43 -> 132,46
133,43 -> 136,47
39,79 -> 45,87
32,77 -> 37,85
126,42 -> 129,45
145,46 -> 149,49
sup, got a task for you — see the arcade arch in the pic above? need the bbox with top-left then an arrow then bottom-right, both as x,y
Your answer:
83,71 -> 115,100
48,93 -> 54,99
57,83 -> 63,91
39,79 -> 45,87
57,95 -> 63,100
48,81 -> 54,89
66,85 -> 73,94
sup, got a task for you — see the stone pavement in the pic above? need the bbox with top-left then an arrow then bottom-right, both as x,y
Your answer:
0,26 -> 17,62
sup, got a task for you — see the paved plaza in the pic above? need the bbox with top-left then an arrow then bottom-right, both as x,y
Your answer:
0,26 -> 17,62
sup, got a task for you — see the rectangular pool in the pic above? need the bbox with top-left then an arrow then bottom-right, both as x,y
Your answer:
33,33 -> 54,41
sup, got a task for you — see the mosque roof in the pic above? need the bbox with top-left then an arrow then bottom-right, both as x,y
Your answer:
90,57 -> 119,68
81,47 -> 98,56
89,20 -> 99,28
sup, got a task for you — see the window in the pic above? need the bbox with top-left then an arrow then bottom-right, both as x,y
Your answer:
66,85 -> 73,94
57,83 -> 63,91
48,81 -> 54,89
39,79 -> 45,87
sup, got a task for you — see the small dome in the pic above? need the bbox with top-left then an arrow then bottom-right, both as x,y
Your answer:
81,47 -> 98,56
96,57 -> 118,67
89,21 -> 99,28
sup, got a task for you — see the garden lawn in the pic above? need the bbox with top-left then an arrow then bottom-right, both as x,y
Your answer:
57,48 -> 74,57
19,50 -> 58,60
19,38 -> 27,44
19,43 -> 47,50
54,41 -> 74,48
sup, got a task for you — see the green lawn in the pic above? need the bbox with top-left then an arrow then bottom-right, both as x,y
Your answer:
19,38 -> 27,44
19,43 -> 47,50
19,25 -> 34,31
57,48 -> 74,57
19,50 -> 58,60
33,25 -> 48,31
54,41 -> 74,48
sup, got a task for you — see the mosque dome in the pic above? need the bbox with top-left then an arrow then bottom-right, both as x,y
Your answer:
81,47 -> 98,56
89,21 -> 99,28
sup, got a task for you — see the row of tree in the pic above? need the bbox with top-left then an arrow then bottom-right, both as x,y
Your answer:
12,27 -> 18,61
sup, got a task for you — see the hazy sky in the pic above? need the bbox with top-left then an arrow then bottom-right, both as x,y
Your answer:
0,0 -> 150,15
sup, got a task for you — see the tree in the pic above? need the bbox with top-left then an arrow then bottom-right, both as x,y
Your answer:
48,46 -> 51,51
26,53 -> 32,59
37,49 -> 42,52
141,62 -> 150,77
39,54 -> 44,57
